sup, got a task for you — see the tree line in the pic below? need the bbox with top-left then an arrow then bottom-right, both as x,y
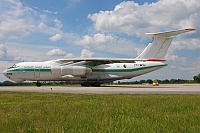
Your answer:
117,73 -> 200,84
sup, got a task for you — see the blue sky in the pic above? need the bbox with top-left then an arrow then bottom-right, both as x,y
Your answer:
0,0 -> 200,81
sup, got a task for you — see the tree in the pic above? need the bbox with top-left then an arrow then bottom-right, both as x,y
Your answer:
193,73 -> 200,83
139,80 -> 146,84
146,79 -> 153,84
1,81 -> 15,86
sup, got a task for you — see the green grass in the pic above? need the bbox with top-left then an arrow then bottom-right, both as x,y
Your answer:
0,92 -> 200,133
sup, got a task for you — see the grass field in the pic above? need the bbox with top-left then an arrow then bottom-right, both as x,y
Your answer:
0,92 -> 200,133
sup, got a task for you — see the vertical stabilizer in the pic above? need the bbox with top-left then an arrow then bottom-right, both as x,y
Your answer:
137,28 -> 195,59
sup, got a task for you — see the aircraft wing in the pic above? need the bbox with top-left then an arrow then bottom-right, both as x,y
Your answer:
53,58 -> 164,67
54,58 -> 138,67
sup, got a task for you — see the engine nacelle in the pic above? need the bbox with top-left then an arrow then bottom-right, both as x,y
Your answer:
51,66 -> 92,76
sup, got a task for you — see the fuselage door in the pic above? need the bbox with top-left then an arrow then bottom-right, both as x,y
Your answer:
34,69 -> 40,78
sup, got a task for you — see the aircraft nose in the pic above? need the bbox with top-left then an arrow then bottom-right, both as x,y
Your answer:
2,69 -> 7,76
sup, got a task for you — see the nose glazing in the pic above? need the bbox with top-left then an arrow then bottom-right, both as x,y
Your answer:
2,69 -> 7,76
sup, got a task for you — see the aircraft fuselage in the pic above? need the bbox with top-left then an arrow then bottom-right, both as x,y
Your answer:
3,61 -> 166,85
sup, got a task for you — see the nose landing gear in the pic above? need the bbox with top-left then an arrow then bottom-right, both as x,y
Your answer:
36,81 -> 42,87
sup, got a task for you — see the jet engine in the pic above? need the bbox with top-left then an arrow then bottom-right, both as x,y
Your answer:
51,66 -> 92,76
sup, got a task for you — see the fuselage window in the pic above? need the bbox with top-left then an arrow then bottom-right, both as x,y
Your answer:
123,64 -> 126,68
134,64 -> 145,67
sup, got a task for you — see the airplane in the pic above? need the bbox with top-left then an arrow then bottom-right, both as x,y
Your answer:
2,28 -> 195,87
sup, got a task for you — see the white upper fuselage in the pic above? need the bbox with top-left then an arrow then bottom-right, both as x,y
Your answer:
3,60 -> 167,83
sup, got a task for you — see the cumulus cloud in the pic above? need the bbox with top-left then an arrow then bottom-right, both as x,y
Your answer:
49,34 -> 62,41
0,44 -> 8,60
165,53 -> 186,63
172,38 -> 200,51
0,44 -> 16,61
88,0 -> 200,56
80,49 -> 95,58
64,53 -> 75,58
0,0 -> 64,41
46,48 -> 95,59
0,0 -> 34,40
168,56 -> 200,79
88,0 -> 200,37
75,33 -> 114,47
46,49 -> 66,56
75,33 -> 140,57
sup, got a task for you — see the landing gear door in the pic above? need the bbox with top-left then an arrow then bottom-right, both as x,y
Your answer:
34,69 -> 40,78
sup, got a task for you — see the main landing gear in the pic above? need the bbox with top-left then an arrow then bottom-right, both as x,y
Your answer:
81,82 -> 101,87
36,81 -> 42,87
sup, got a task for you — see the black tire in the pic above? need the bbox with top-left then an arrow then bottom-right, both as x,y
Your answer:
81,82 -> 90,87
36,82 -> 42,87
91,82 -> 101,87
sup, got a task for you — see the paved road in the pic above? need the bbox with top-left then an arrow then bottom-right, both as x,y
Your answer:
0,84 -> 200,94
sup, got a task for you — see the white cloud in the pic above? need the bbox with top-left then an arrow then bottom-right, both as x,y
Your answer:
0,0 -> 64,41
178,57 -> 200,72
49,34 -> 62,41
80,49 -> 95,58
165,53 -> 186,63
0,0 -> 37,40
0,43 -> 58,62
0,44 -> 8,60
87,0 -> 200,57
0,44 -> 15,61
65,53 -> 75,58
75,33 -> 140,57
168,56 -> 200,78
75,33 -> 114,46
46,49 -> 66,56
172,38 -> 200,51
43,10 -> 58,15
88,0 -> 200,37
54,19 -> 63,29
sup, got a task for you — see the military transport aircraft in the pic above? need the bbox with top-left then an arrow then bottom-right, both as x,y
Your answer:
3,28 -> 195,87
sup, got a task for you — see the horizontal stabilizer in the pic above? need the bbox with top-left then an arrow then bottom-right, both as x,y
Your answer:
146,28 -> 195,37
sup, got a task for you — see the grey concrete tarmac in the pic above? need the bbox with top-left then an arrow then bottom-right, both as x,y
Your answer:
0,84 -> 200,94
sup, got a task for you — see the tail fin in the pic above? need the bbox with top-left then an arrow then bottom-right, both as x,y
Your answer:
137,28 -> 195,59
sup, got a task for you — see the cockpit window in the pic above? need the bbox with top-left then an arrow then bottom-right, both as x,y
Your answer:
8,64 -> 18,69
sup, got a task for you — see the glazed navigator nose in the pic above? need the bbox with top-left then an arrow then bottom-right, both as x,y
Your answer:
2,69 -> 7,76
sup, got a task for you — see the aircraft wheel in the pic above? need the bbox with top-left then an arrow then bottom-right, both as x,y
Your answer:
36,81 -> 42,87
91,82 -> 101,87
81,83 -> 85,87
81,82 -> 90,87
